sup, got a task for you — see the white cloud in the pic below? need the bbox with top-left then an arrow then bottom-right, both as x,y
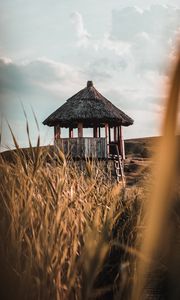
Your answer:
0,56 -> 86,99
0,56 -> 12,64
98,34 -> 132,57
69,5 -> 180,77
110,5 -> 180,72
111,5 -> 180,41
71,11 -> 91,47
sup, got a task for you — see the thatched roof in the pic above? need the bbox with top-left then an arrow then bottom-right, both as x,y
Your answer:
43,81 -> 134,128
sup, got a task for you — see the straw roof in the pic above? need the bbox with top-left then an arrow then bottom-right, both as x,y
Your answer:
43,81 -> 134,128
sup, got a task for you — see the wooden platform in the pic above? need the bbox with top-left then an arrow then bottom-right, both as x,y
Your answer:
55,137 -> 107,159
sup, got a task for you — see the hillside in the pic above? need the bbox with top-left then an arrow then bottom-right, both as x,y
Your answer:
0,137 -> 159,187
125,136 -> 159,158
0,136 -> 159,161
124,136 -> 160,185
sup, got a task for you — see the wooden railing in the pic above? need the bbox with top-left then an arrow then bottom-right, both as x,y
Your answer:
55,137 -> 107,159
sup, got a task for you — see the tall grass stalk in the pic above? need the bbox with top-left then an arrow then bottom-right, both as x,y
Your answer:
132,50 -> 180,300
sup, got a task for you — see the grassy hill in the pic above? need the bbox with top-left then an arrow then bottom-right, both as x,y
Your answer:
125,136 -> 160,158
0,136 -> 159,187
124,137 -> 158,186
1,136 -> 159,161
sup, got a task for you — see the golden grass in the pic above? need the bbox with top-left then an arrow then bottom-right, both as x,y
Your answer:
0,141 -> 145,299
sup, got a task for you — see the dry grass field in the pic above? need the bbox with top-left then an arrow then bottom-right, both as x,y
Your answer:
0,132 -> 179,299
0,140 -> 147,300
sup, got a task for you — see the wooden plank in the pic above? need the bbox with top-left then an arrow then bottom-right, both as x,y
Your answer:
94,138 -> 96,158
55,137 -> 108,159
103,138 -> 107,158
97,141 -> 99,158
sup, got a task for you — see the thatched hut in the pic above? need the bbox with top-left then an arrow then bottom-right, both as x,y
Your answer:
43,81 -> 133,163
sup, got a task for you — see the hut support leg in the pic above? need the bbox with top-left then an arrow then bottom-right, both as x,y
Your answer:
78,123 -> 83,138
108,126 -> 111,144
69,127 -> 73,138
54,126 -> 61,141
114,127 -> 117,142
105,124 -> 109,158
93,127 -> 98,138
119,126 -> 125,160
98,127 -> 101,138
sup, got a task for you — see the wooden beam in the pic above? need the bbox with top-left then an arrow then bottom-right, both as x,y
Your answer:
118,126 -> 121,156
54,126 -> 56,140
108,126 -> 111,143
54,125 -> 61,140
69,127 -> 73,138
114,127 -> 117,142
119,126 -> 122,156
78,123 -> 83,138
117,126 -> 120,145
105,124 -> 109,157
93,127 -> 98,138
105,124 -> 108,139
98,127 -> 101,138
119,126 -> 125,159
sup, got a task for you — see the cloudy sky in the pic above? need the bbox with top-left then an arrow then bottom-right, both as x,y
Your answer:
0,0 -> 180,150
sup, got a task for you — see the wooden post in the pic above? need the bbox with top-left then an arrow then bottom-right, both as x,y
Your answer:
78,123 -> 83,138
98,127 -> 101,138
54,125 -> 61,140
105,124 -> 109,157
69,127 -> 73,138
114,127 -> 117,142
118,126 -> 120,148
93,127 -> 98,138
108,126 -> 111,143
119,126 -> 122,156
105,124 -> 108,140
54,126 -> 56,140
119,126 -> 125,159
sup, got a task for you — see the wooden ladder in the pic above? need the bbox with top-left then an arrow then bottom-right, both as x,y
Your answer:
111,144 -> 126,186
114,156 -> 126,186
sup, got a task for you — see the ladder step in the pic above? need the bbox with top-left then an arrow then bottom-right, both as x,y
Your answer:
112,154 -> 125,184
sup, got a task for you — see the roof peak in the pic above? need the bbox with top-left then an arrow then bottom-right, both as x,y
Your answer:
87,80 -> 93,88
